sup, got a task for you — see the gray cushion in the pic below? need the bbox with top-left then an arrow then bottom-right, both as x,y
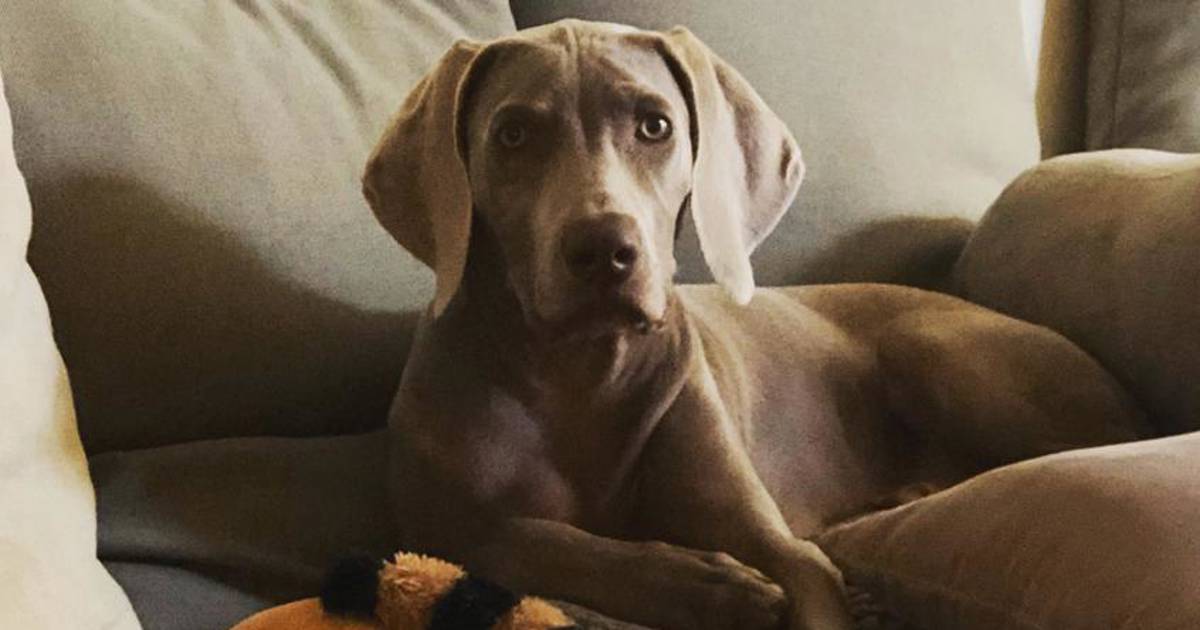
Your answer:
91,433 -> 643,629
105,563 -> 269,630
0,2 -> 513,452
92,434 -> 396,605
510,1 -> 1040,290
1087,1 -> 1200,150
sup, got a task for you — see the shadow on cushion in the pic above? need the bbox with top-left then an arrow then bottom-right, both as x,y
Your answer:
92,432 -> 397,609
35,177 -> 418,453
790,215 -> 975,292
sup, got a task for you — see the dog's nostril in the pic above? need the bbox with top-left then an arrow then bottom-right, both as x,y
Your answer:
613,246 -> 638,268
571,244 -> 636,283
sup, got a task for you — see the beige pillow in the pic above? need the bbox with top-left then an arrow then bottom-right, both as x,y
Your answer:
1087,1 -> 1200,151
817,433 -> 1200,629
0,68 -> 138,629
511,0 -> 1041,289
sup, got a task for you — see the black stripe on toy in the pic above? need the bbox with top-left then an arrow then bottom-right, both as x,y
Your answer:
319,554 -> 381,619
429,574 -> 520,630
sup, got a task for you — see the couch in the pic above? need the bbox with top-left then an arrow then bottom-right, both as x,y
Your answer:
2,1 -> 1198,628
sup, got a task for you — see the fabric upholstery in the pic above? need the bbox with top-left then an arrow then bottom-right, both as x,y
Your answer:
1035,0 -> 1088,157
91,433 -> 643,630
1087,0 -> 1200,151
510,0 -> 1040,290
955,149 -> 1200,436
907,148 -> 1200,625
104,563 -> 270,630
0,1 -> 513,452
817,432 -> 1200,629
92,434 -> 397,609
0,66 -> 138,630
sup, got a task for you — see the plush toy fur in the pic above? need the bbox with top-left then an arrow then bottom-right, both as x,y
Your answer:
229,552 -> 575,630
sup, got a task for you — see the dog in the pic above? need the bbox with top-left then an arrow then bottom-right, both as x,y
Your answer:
362,20 -> 1149,630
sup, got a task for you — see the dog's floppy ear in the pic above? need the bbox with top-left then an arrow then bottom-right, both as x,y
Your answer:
658,27 -> 805,304
362,40 -> 485,317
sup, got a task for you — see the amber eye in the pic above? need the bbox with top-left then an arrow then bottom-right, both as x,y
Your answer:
497,122 -> 528,149
636,114 -> 672,142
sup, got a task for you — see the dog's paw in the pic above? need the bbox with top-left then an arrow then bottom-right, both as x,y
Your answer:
639,542 -> 788,630
846,582 -> 909,630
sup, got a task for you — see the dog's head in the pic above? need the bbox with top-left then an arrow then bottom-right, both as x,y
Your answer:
364,20 -> 803,336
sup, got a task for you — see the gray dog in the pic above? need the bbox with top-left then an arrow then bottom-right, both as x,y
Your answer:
363,20 -> 1147,630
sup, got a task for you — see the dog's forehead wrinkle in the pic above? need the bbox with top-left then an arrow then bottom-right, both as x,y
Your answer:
475,32 -> 684,141
568,50 -> 686,154
588,50 -> 688,121
489,99 -> 556,125
475,40 -> 569,99
466,49 -> 570,153
582,43 -> 672,84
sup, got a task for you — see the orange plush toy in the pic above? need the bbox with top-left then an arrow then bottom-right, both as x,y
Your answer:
230,552 -> 575,630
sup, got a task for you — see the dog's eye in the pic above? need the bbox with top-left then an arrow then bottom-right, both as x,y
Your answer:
497,123 -> 528,149
636,114 -> 672,142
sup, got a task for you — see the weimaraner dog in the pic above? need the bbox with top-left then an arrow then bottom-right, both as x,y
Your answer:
362,20 -> 1148,630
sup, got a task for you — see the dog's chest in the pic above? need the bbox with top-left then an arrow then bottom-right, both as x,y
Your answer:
464,394 -> 644,534
472,444 -> 635,535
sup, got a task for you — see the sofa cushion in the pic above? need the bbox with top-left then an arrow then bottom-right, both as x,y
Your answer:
818,433 -> 1200,629
92,434 -> 397,607
1087,0 -> 1200,151
0,1 -> 513,452
91,433 -> 644,630
105,563 -> 269,630
0,65 -> 139,630
510,0 -> 1041,290
954,149 -> 1200,435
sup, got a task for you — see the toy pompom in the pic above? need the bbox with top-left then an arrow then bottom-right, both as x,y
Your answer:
319,551 -> 577,630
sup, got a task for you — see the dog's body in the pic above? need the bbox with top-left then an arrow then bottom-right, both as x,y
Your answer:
365,20 -> 1149,630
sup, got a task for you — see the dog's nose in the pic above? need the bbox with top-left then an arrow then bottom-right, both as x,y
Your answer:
562,214 -> 641,284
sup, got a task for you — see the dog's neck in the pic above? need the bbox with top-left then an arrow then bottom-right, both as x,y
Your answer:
428,222 -> 696,523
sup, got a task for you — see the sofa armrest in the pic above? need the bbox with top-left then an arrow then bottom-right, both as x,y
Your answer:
1036,0 -> 1089,158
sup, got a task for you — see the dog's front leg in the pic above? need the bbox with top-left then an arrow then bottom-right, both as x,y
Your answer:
419,514 -> 789,630
634,372 -> 855,630
390,437 -> 786,629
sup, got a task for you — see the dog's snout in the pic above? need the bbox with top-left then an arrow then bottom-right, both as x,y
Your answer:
562,214 -> 641,284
